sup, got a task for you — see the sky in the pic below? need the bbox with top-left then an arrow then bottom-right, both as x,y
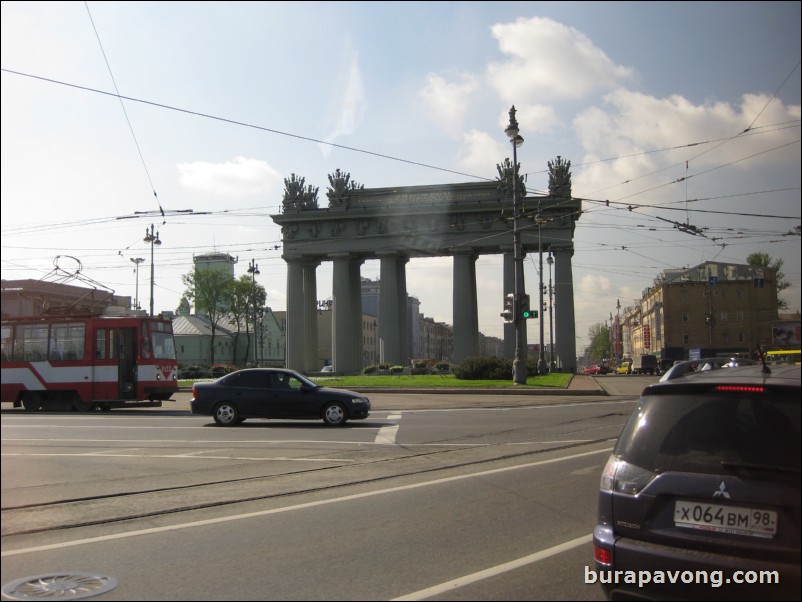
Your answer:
2,1 -> 800,350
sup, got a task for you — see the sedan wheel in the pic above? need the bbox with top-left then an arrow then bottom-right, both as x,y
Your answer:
322,402 -> 348,426
213,402 -> 240,426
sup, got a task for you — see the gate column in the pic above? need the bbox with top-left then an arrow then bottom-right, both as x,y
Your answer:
286,258 -> 319,372
553,247 -> 577,372
332,254 -> 364,374
452,251 -> 478,363
379,253 -> 408,366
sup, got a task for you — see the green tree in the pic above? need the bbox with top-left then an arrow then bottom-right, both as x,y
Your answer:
229,275 -> 267,365
587,322 -> 611,364
182,267 -> 235,365
747,252 -> 790,309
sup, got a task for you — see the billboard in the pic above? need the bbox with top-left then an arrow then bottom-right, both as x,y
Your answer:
772,322 -> 801,347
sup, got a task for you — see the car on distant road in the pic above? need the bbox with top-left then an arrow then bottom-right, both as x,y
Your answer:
594,364 -> 801,600
320,365 -> 334,373
614,361 -> 632,375
582,364 -> 607,375
190,368 -> 370,426
659,356 -> 758,381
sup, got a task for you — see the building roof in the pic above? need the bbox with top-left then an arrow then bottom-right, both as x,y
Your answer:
172,314 -> 236,338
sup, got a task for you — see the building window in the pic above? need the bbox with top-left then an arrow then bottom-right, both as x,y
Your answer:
738,332 -> 745,343
721,332 -> 729,344
736,289 -> 742,299
682,311 -> 689,322
683,334 -> 689,344
681,289 -> 689,301
719,311 -> 728,322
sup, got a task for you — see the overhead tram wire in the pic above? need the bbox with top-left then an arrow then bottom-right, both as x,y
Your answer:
1,69 -> 491,185
3,67 -> 798,200
84,2 -> 164,222
2,68 -> 797,255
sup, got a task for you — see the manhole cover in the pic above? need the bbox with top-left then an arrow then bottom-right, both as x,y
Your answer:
1,573 -> 118,601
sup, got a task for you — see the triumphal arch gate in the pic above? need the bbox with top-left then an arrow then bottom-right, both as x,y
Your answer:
271,177 -> 580,374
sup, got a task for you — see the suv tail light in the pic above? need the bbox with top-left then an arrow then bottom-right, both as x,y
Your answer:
593,545 -> 613,565
600,454 -> 655,495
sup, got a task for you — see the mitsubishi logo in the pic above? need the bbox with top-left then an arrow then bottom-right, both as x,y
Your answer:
713,481 -> 731,499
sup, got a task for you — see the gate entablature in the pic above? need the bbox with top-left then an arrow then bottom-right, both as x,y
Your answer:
271,181 -> 581,260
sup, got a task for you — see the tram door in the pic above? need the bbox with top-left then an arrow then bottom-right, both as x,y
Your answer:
117,328 -> 137,399
95,327 -> 137,400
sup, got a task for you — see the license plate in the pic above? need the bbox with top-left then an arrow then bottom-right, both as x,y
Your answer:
674,500 -> 777,538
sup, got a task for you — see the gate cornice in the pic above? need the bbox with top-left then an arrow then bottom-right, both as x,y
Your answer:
271,181 -> 581,259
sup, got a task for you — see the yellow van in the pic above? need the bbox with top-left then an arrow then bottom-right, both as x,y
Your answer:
615,361 -> 632,375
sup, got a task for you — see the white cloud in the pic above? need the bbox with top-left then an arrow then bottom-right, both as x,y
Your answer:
573,90 -> 802,201
575,272 -> 615,330
456,129 -> 505,174
418,73 -> 480,138
320,51 -> 366,156
487,16 -> 634,103
177,156 -> 283,196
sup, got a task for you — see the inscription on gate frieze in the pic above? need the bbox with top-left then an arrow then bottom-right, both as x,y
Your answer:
272,180 -> 581,260
351,188 -> 498,208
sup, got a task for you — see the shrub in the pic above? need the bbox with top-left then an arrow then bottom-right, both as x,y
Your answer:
363,365 -> 378,375
390,365 -> 405,374
453,357 -> 512,380
435,362 -> 451,373
211,364 -> 234,377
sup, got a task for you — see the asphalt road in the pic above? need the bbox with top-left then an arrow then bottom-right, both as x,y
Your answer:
0,378 -> 651,600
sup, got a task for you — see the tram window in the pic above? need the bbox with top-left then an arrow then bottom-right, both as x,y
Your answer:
1,326 -> 12,362
96,330 -> 107,359
152,331 -> 176,359
109,329 -> 118,359
51,322 -> 85,361
141,321 -> 151,359
20,325 -> 48,361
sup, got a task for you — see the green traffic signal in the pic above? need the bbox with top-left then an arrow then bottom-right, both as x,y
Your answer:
520,294 -> 536,319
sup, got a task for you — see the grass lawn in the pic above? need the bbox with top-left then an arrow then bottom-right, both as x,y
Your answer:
180,372 -> 573,389
305,372 -> 573,388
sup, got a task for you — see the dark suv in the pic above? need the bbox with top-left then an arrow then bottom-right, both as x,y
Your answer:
594,364 -> 800,600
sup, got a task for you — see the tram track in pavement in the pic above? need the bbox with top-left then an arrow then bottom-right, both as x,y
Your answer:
1,434 -> 616,538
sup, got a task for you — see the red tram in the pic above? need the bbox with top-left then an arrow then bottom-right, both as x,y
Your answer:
1,308 -> 178,411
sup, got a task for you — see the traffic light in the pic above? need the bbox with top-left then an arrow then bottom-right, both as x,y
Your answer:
501,293 -> 515,323
521,294 -> 537,319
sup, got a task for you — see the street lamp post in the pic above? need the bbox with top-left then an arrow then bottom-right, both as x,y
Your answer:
505,106 -> 527,385
615,298 -> 621,362
247,259 -> 260,366
130,257 -> 145,311
143,225 -> 161,316
547,252 -> 554,371
537,216 -> 547,375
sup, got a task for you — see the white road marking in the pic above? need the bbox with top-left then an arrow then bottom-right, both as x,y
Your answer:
374,424 -> 399,444
391,534 -> 592,600
374,412 -> 402,443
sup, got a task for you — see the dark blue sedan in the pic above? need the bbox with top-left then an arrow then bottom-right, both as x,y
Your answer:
190,368 -> 370,426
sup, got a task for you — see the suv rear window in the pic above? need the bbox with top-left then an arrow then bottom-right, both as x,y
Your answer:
614,390 -> 801,476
